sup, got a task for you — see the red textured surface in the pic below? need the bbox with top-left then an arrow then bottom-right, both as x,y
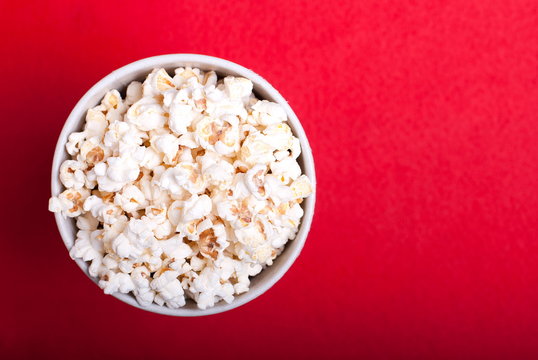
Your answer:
2,0 -> 538,358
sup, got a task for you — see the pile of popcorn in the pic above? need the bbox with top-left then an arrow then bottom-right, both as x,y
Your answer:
49,67 -> 313,309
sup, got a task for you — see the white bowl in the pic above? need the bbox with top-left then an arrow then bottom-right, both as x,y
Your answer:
51,54 -> 316,316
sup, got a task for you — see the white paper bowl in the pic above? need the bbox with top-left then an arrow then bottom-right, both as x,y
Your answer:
51,54 -> 316,316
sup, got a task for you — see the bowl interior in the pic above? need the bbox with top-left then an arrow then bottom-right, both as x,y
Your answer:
52,54 -> 316,316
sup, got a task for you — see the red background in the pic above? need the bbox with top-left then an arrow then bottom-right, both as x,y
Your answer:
2,0 -> 538,358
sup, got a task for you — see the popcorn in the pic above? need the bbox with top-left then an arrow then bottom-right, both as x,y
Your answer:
126,97 -> 167,131
99,271 -> 136,295
263,123 -> 294,151
224,76 -> 253,100
234,220 -> 275,265
290,175 -> 313,199
180,194 -> 212,223
96,156 -> 140,192
114,185 -> 147,213
251,100 -> 287,126
232,261 -> 262,294
169,102 -> 197,136
79,137 -> 106,166
143,68 -> 176,96
131,266 -> 155,306
239,132 -> 275,166
125,81 -> 143,105
66,131 -> 87,156
150,133 -> 180,164
156,162 -> 205,195
175,194 -> 212,240
158,235 -> 192,267
264,174 -> 294,206
49,67 -> 313,310
102,90 -> 123,111
59,160 -> 87,189
111,218 -> 158,259
69,229 -> 104,262
199,151 -> 235,190
191,267 -> 235,309
49,188 -> 90,217
76,212 -> 99,231
245,164 -> 268,200
194,115 -> 240,156
151,270 -> 185,308
270,156 -> 301,185
85,106 -> 108,138
196,219 -> 229,260
83,195 -> 123,224
144,205 -> 173,239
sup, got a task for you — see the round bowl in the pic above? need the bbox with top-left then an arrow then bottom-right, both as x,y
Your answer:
51,54 -> 316,316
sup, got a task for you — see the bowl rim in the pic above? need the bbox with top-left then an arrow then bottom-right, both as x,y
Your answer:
51,54 -> 316,316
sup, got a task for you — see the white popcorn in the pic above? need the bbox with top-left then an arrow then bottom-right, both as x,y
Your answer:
59,160 -> 87,189
264,174 -> 294,206
216,197 -> 253,230
175,194 -> 212,240
85,106 -> 108,138
131,265 -> 151,288
49,188 -> 90,217
169,102 -> 197,136
103,120 -> 130,151
96,156 -> 140,192
204,222 -> 229,260
102,90 -> 122,110
69,229 -> 104,262
112,218 -> 158,259
144,205 -> 173,239
228,173 -> 252,199
102,215 -> 128,245
114,185 -> 147,213
159,236 -> 192,264
290,175 -> 313,199
173,67 -> 201,83
245,164 -> 268,200
66,131 -> 87,156
143,68 -> 176,96
224,76 -> 253,100
270,156 -> 301,185
234,220 -> 275,265
139,146 -> 162,169
79,137 -> 106,166
239,132 -> 275,166
190,255 -> 206,272
251,100 -> 287,126
83,195 -> 123,224
291,137 -> 301,159
194,115 -> 240,156
49,67 -> 313,310
191,267 -> 235,310
99,271 -> 136,295
151,270 -> 185,308
199,151 -> 235,190
126,97 -> 167,131
156,162 -> 205,195
177,133 -> 198,148
263,123 -> 294,151
234,261 -> 263,294
131,266 -> 155,306
181,194 -> 212,223
150,133 -> 180,164
125,81 -> 143,105
76,212 -> 99,231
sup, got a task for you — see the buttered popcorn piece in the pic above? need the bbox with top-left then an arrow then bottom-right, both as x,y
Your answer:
49,67 -> 313,310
